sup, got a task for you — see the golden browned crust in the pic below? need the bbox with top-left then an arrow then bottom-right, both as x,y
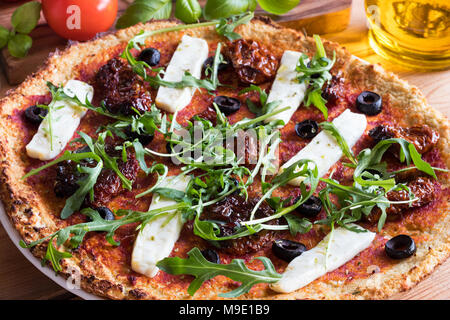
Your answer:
0,17 -> 449,300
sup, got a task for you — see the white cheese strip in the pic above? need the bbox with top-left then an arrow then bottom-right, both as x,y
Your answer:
280,109 -> 367,185
26,80 -> 94,160
155,35 -> 209,113
271,225 -> 375,293
265,50 -> 307,125
131,175 -> 191,278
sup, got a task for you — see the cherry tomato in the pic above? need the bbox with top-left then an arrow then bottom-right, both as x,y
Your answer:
42,0 -> 118,41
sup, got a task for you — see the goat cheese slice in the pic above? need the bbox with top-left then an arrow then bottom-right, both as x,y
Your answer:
271,225 -> 375,293
131,175 -> 191,278
264,50 -> 307,125
280,109 -> 367,186
155,35 -> 209,113
26,80 -> 93,160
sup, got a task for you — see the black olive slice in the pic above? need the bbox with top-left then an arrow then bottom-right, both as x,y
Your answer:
24,105 -> 48,124
201,249 -> 220,264
203,56 -> 229,74
385,234 -> 416,259
272,239 -> 307,262
356,91 -> 382,116
295,196 -> 322,218
295,120 -> 319,139
213,96 -> 241,115
96,207 -> 115,221
124,126 -> 154,145
138,47 -> 161,66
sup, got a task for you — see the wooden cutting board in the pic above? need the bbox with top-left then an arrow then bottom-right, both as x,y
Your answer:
0,0 -> 449,300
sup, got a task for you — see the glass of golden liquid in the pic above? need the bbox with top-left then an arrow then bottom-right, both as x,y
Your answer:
365,0 -> 450,70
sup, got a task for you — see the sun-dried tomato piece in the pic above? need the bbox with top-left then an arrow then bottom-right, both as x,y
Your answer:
90,148 -> 139,207
369,124 -> 439,154
226,39 -> 278,84
366,176 -> 435,223
94,58 -> 152,116
202,194 -> 277,255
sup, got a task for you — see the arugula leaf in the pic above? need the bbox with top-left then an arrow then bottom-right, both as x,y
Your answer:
11,1 -> 42,34
156,247 -> 281,297
175,0 -> 202,23
296,35 -> 336,119
239,84 -> 281,118
284,213 -> 312,236
354,138 -> 436,180
0,26 -> 9,48
320,121 -> 357,165
20,204 -> 188,272
215,11 -> 254,40
116,0 -> 172,29
60,163 -> 103,219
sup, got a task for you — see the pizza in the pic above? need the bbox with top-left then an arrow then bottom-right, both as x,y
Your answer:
0,15 -> 449,300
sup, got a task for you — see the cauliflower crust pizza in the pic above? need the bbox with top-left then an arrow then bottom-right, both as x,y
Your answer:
0,15 -> 449,300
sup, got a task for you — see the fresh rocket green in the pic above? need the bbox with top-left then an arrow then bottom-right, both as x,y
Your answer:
20,204 -> 188,271
296,35 -> 336,119
156,247 -> 281,297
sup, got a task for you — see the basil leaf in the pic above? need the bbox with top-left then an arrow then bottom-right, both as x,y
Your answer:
0,26 -> 10,48
8,34 -> 32,58
215,11 -> 254,40
175,0 -> 202,23
156,247 -> 282,297
203,0 -> 254,19
257,0 -> 300,15
11,1 -> 42,34
116,0 -> 172,29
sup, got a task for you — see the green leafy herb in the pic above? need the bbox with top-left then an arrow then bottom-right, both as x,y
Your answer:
284,213 -> 312,236
175,0 -> 202,23
122,34 -> 224,92
0,1 -> 41,58
239,85 -> 281,119
320,121 -> 357,165
11,1 -> 42,34
42,237 -> 72,272
257,0 -> 300,15
156,247 -> 281,297
20,205 -> 188,271
317,138 -> 437,232
203,0 -> 255,20
215,11 -> 254,40
116,0 -> 172,29
296,35 -> 336,119
7,33 -> 32,58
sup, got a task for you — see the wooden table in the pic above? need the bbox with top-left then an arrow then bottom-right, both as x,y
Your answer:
0,0 -> 449,300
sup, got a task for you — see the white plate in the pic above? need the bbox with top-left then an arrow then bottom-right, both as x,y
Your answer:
0,201 -> 101,300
